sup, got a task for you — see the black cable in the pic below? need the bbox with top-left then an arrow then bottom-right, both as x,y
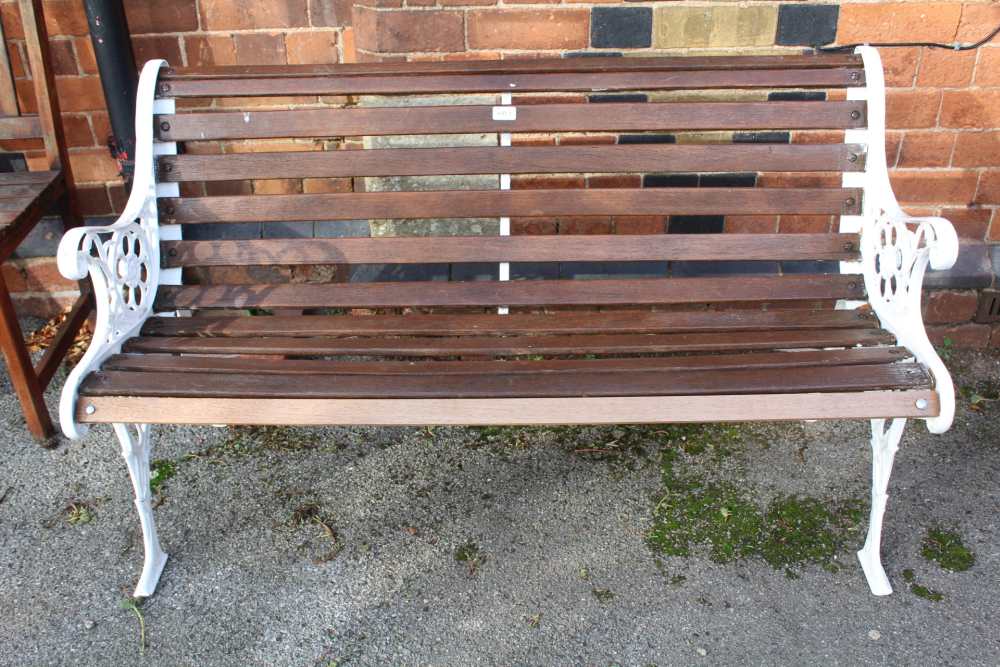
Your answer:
818,22 -> 1000,52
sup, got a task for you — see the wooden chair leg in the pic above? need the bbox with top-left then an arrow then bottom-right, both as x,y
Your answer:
0,273 -> 55,441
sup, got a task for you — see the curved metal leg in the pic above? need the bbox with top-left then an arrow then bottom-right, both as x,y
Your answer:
114,423 -> 168,597
857,417 -> 906,595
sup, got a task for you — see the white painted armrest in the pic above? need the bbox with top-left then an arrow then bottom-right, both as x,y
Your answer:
57,60 -> 168,439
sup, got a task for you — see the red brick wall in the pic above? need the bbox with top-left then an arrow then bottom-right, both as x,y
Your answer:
2,0 -> 999,342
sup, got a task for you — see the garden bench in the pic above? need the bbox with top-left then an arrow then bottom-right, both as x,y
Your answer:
57,48 -> 957,598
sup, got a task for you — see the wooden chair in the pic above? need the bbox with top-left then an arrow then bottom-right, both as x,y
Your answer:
57,49 -> 957,597
0,0 -> 91,442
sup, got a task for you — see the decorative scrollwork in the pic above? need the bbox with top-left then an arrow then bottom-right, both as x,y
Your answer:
75,222 -> 154,337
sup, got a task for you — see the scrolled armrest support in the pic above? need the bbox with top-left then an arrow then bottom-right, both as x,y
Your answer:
57,59 -> 168,439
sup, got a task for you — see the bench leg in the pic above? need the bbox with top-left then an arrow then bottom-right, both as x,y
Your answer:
857,417 -> 906,596
114,423 -> 168,598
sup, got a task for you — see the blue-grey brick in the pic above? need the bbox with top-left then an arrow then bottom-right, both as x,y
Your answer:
314,220 -> 371,238
11,217 -> 65,258
182,222 -> 261,240
776,4 -> 839,46
924,242 -> 992,290
591,7 -> 653,48
262,222 -> 314,239
672,260 -> 780,277
668,215 -> 725,234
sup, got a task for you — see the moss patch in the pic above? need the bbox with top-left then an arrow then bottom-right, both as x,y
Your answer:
199,426 -> 324,458
646,424 -> 865,577
149,459 -> 177,494
902,569 -> 944,602
921,527 -> 975,572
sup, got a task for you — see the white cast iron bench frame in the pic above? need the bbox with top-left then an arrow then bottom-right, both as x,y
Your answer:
57,47 -> 958,598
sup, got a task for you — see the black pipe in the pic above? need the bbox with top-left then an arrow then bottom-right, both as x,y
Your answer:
83,0 -> 137,178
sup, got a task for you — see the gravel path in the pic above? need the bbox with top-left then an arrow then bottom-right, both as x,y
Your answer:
1,337 -> 998,666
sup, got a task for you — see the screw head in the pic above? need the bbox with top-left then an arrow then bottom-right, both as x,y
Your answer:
848,153 -> 859,163
168,248 -> 178,257
850,110 -> 861,120
850,71 -> 861,81
915,398 -> 929,410
843,242 -> 854,251
163,163 -> 173,172
159,82 -> 171,93
847,281 -> 857,289
845,197 -> 857,207
164,205 -> 175,215
159,121 -> 171,132
84,405 -> 96,415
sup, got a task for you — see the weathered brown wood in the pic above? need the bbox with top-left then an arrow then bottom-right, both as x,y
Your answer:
159,144 -> 865,183
124,327 -> 891,357
0,170 -> 64,263
162,188 -> 862,224
19,0 -> 69,172
0,170 -> 62,185
75,390 -> 940,426
163,68 -> 865,98
0,183 -> 53,199
162,54 -> 862,79
157,101 -> 868,141
161,233 -> 860,268
0,272 -> 53,440
0,18 -> 18,117
80,362 -> 928,400
155,275 -> 865,310
105,347 -> 909,376
34,287 -> 93,390
0,115 -> 43,140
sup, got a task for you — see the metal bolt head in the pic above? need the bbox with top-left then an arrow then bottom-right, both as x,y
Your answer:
845,197 -> 857,207
164,205 -> 175,215
915,398 -> 929,410
843,242 -> 854,251
847,153 -> 859,163
163,163 -> 173,172
850,71 -> 861,80
850,110 -> 861,120
847,281 -> 857,289
159,121 -> 171,132
159,82 -> 171,94
85,405 -> 96,415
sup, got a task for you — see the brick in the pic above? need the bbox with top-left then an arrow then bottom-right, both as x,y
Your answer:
837,3 -> 962,43
917,48 -> 976,87
923,290 -> 979,324
310,0 -> 353,25
612,216 -> 664,234
889,170 -> 978,204
61,114 -> 94,148
669,215 -> 724,234
132,36 -> 183,66
975,47 -> 1000,86
924,242 -> 992,289
559,216 -> 612,234
75,37 -> 97,74
254,179 -> 302,195
468,10 -> 589,50
941,90 -> 1000,129
511,175 -> 586,189
778,215 -> 832,234
942,207 -> 992,240
926,323 -> 990,348
286,32 -> 338,64
896,131 -> 955,168
439,0 -> 496,6
48,39 -> 77,75
975,170 -> 1000,206
341,26 -> 357,62
124,0 -> 198,34
185,35 -> 237,67
654,5 -> 777,48
591,7 -> 652,48
68,149 -> 120,183
957,2 -> 1000,41
776,4 -> 839,46
559,134 -> 616,145
53,77 -> 105,112
5,258 -> 77,293
511,218 -> 557,235
199,0 -> 308,29
588,174 -> 641,188
724,215 -> 777,233
885,89 -> 941,129
234,33 -> 287,65
43,0 -> 90,36
74,185 -> 112,217
12,293 -> 78,319
953,131 -> 1000,168
357,8 -> 466,52
879,47 -> 920,87
303,177 -> 353,193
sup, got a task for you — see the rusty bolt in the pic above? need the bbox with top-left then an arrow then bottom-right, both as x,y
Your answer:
848,282 -> 857,289
163,163 -> 173,173
168,248 -> 178,257
843,242 -> 854,251
850,110 -> 861,120
850,71 -> 861,81
163,205 -> 175,215
845,197 -> 856,207
847,153 -> 859,163
159,82 -> 171,94
160,121 -> 171,132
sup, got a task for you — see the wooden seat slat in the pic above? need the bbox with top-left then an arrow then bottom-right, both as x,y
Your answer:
163,188 -> 861,224
155,275 -> 864,310
79,362 -> 928,400
141,309 -> 877,338
157,101 -> 867,141
162,54 -> 861,79
105,347 -> 909,376
124,327 -> 891,357
163,68 -> 865,98
159,144 -> 865,182
161,233 -> 860,268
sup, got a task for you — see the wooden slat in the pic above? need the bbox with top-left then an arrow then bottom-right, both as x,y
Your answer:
0,183 -> 46,199
142,309 -> 878,338
75,391 -> 940,426
155,275 -> 865,310
0,169 -> 64,262
157,101 -> 868,141
124,328 -> 891,357
162,188 -> 862,224
104,347 -> 910,376
159,144 -> 865,182
163,68 -> 865,98
0,170 -> 61,185
162,54 -> 862,79
161,233 -> 860,268
80,363 -> 928,400
0,115 -> 42,140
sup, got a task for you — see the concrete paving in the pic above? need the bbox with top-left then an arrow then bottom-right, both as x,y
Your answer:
0,330 -> 998,666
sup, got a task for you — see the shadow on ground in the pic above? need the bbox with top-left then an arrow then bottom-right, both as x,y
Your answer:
1,336 -> 998,666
